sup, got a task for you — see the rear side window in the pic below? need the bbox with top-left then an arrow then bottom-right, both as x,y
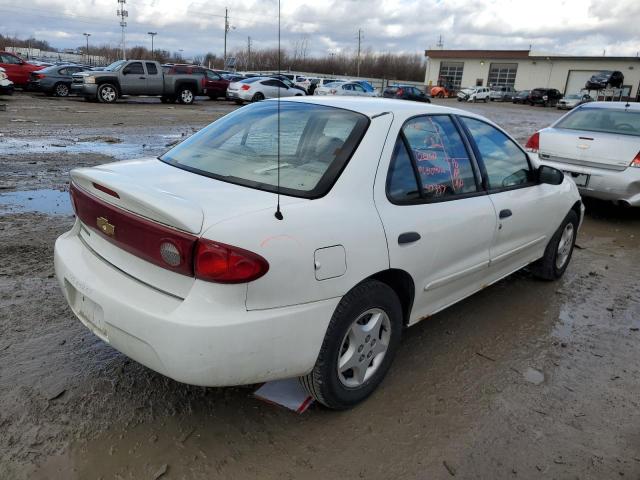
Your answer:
555,108 -> 640,137
462,117 -> 532,189
160,102 -> 369,198
145,63 -> 158,75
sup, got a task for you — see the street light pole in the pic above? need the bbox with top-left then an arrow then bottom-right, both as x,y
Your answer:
147,32 -> 157,59
83,33 -> 91,64
224,7 -> 229,69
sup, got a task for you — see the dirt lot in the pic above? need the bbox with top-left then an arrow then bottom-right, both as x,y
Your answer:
1,93 -> 639,479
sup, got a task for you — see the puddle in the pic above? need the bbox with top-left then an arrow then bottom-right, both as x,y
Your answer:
523,367 -> 545,385
0,134 -> 183,160
0,189 -> 72,216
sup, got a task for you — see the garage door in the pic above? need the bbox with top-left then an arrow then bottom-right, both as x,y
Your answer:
564,70 -> 600,94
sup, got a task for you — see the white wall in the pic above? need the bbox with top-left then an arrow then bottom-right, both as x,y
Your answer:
425,56 -> 640,97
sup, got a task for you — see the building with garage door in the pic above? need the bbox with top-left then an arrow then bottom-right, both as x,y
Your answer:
424,49 -> 640,100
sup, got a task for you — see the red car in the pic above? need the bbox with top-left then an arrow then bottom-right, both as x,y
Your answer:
0,51 -> 44,87
162,64 -> 229,100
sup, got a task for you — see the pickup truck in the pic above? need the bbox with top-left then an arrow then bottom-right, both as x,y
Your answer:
71,59 -> 205,104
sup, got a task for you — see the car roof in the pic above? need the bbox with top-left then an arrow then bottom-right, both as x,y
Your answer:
574,101 -> 640,111
268,96 -> 489,120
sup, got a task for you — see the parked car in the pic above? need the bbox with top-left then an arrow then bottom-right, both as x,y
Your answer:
457,86 -> 490,102
161,65 -> 230,100
585,71 -> 624,90
269,74 -> 307,94
71,60 -> 205,104
527,101 -> 640,207
0,51 -> 45,87
430,80 -> 456,98
383,84 -> 431,103
557,93 -> 593,110
54,97 -> 582,410
226,77 -> 305,103
222,73 -> 246,83
512,90 -> 530,104
528,88 -> 563,107
0,66 -> 14,95
353,80 -> 376,94
314,81 -> 376,97
489,85 -> 516,102
27,64 -> 90,96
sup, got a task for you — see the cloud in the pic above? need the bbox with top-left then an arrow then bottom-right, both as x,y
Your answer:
0,0 -> 638,57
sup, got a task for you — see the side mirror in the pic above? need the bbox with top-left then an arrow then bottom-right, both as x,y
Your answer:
537,165 -> 564,185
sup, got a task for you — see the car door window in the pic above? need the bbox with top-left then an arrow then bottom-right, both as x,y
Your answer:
462,117 -> 532,190
145,62 -> 158,75
206,71 -> 220,80
1,54 -> 20,64
123,62 -> 144,75
388,115 -> 479,202
58,68 -> 68,75
353,84 -> 365,93
342,84 -> 353,91
387,138 -> 420,201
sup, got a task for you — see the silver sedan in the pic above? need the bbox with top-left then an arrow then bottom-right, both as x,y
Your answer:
529,102 -> 640,207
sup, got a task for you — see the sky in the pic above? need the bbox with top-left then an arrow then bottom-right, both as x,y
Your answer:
1,0 -> 639,58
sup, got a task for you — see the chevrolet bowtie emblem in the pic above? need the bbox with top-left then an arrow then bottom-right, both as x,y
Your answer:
96,216 -> 115,236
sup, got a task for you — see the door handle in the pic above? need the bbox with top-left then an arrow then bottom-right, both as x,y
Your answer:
398,232 -> 421,244
499,209 -> 512,219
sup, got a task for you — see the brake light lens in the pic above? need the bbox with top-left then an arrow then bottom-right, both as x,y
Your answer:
194,239 -> 269,284
33,73 -> 45,79
525,132 -> 540,152
631,151 -> 640,168
241,84 -> 251,91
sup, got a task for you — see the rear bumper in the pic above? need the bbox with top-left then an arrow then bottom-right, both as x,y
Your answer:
536,155 -> 640,206
54,222 -> 337,386
0,83 -> 13,95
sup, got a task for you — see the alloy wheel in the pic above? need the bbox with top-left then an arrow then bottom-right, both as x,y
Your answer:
55,84 -> 69,97
555,223 -> 575,269
100,86 -> 116,102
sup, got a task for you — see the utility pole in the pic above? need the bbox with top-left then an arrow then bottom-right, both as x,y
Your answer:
247,36 -> 252,70
357,28 -> 362,77
117,0 -> 128,60
148,32 -> 157,59
224,7 -> 229,69
436,34 -> 444,49
83,33 -> 91,64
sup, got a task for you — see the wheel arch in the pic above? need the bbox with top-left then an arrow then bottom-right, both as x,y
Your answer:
175,80 -> 197,94
97,78 -> 121,95
366,268 -> 415,326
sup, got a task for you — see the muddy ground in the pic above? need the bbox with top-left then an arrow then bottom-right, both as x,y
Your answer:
1,93 -> 639,479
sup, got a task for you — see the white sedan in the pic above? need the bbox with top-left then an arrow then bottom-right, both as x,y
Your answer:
226,76 -> 305,103
55,97 -> 582,409
315,81 -> 376,97
528,101 -> 640,207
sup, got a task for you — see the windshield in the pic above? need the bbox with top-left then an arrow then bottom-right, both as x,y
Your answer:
556,108 -> 640,137
104,60 -> 126,72
240,77 -> 263,84
565,94 -> 581,99
160,101 -> 370,198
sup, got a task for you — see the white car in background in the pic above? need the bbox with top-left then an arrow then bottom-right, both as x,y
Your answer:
314,81 -> 376,97
556,93 -> 593,110
0,66 -> 14,95
457,86 -> 491,103
226,77 -> 305,104
55,97 -> 582,410
528,102 -> 640,207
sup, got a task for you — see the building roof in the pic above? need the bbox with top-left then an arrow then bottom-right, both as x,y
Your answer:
425,49 -> 640,62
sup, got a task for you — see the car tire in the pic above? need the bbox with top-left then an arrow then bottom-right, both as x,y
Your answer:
530,210 -> 579,281
54,83 -> 70,97
252,92 -> 265,102
300,279 -> 403,410
177,87 -> 195,105
97,83 -> 118,103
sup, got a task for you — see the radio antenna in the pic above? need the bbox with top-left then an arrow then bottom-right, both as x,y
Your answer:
274,0 -> 284,220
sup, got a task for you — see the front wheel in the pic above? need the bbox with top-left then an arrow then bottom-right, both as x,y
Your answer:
300,280 -> 403,410
531,210 -> 579,280
252,92 -> 265,102
177,87 -> 194,105
97,83 -> 118,103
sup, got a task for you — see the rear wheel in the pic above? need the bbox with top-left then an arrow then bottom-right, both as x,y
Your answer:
97,83 -> 118,103
531,210 -> 578,280
300,280 -> 403,410
54,83 -> 70,97
177,87 -> 194,105
252,92 -> 265,102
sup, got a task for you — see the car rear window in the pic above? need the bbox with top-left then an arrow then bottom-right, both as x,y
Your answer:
556,108 -> 640,137
160,101 -> 370,198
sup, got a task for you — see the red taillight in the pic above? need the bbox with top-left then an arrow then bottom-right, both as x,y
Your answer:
525,132 -> 540,152
70,183 -> 197,276
33,73 -> 45,79
194,239 -> 269,284
241,84 -> 251,91
92,182 -> 120,198
631,151 -> 640,168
